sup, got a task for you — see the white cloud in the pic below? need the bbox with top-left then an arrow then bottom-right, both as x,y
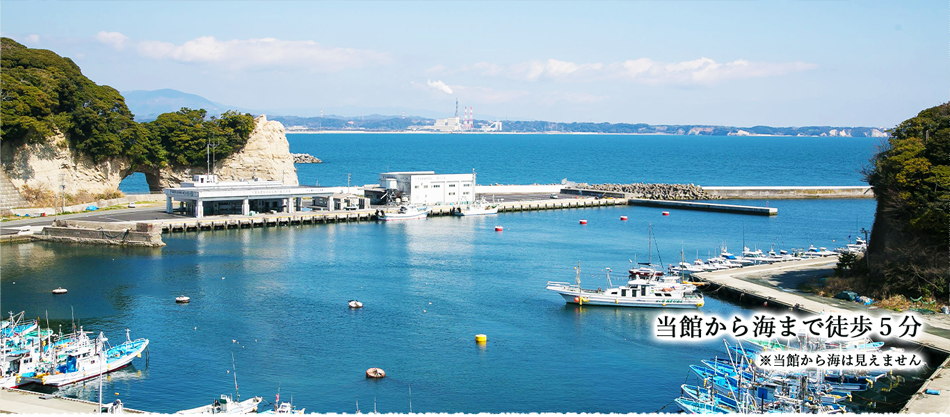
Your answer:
444,57 -> 816,85
98,33 -> 388,71
541,92 -> 608,106
451,85 -> 530,104
426,79 -> 453,95
24,34 -> 40,44
96,31 -> 129,50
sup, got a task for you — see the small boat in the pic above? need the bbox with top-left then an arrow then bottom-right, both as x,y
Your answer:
176,295 -> 191,303
52,287 -> 68,294
348,300 -> 363,308
454,197 -> 499,216
176,394 -> 263,414
365,367 -> 386,378
674,397 -> 733,414
21,329 -> 149,387
377,205 -> 427,221
261,402 -> 305,415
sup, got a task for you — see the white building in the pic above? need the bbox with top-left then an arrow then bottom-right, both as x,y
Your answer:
164,175 -> 345,218
418,117 -> 462,132
366,171 -> 475,206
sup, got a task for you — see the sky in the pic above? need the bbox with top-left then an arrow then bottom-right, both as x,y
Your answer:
2,1 -> 947,127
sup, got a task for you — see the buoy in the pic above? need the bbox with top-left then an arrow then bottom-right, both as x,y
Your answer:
662,211 -> 669,216
475,334 -> 487,343
349,300 -> 363,308
51,287 -> 68,294
366,368 -> 386,378
495,226 -> 503,232
175,295 -> 190,303
620,216 -> 627,221
579,219 -> 587,225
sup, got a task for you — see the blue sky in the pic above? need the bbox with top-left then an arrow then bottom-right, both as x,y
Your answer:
2,1 -> 946,126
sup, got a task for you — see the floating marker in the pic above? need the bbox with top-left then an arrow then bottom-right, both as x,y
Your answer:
662,211 -> 670,216
620,216 -> 628,221
579,220 -> 588,225
495,226 -> 503,232
475,334 -> 487,343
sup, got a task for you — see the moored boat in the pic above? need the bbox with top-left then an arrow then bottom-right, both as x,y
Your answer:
546,264 -> 704,309
377,205 -> 428,221
176,394 -> 263,414
454,197 -> 498,216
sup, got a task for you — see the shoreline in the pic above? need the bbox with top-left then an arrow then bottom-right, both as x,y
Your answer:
284,130 -> 857,137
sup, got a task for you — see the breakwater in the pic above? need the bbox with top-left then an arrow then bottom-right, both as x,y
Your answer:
576,182 -> 714,200
703,186 -> 873,199
292,153 -> 322,163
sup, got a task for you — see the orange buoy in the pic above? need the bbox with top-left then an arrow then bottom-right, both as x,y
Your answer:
662,211 -> 670,216
620,216 -> 627,221
579,219 -> 587,225
495,226 -> 503,232
366,368 -> 386,378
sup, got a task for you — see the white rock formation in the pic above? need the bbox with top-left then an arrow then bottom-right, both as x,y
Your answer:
1,131 -> 131,197
157,115 -> 299,188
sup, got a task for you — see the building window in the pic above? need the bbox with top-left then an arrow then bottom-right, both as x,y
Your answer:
414,186 -> 419,189
449,192 -> 455,196
449,184 -> 456,187
433,184 -> 441,188
463,184 -> 471,187
463,192 -> 469,195
424,185 -> 428,188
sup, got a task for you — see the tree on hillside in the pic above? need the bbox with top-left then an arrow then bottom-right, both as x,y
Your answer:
865,102 -> 950,299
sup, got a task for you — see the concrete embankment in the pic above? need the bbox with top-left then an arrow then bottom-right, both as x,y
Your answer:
33,219 -> 164,247
0,388 -> 147,414
692,258 -> 950,414
703,186 -> 873,199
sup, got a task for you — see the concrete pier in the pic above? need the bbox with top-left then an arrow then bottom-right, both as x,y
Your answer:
0,388 -> 147,414
703,186 -> 873,199
627,198 -> 777,216
691,258 -> 950,414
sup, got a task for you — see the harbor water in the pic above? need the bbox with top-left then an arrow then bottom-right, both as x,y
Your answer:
2,200 -> 876,413
15,133 -> 887,412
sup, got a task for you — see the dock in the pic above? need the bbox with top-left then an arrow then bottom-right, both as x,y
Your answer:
0,388 -> 147,414
627,198 -> 777,216
691,258 -> 950,414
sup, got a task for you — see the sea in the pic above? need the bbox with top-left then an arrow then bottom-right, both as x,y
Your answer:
2,134 -> 889,413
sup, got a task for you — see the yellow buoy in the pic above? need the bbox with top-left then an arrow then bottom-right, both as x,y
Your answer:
475,334 -> 488,343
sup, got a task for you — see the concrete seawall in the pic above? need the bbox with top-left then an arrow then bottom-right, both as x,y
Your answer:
33,220 -> 164,247
703,186 -> 873,199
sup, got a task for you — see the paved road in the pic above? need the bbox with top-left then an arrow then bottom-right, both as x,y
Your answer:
0,205 -> 178,235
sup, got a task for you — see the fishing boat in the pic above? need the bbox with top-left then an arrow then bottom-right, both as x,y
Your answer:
22,329 -> 148,386
377,204 -> 428,221
454,197 -> 498,216
546,263 -> 704,308
176,295 -> 191,303
257,402 -> 304,416
175,394 -> 263,414
674,397 -> 734,414
52,287 -> 68,294
348,300 -> 363,308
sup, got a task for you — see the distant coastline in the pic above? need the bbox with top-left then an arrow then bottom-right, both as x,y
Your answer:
284,129 -> 872,137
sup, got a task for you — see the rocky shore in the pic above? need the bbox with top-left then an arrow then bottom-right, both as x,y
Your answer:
575,182 -> 716,200
292,153 -> 322,164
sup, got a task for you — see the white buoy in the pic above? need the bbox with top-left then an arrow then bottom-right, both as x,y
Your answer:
349,300 -> 363,308
52,287 -> 68,294
175,295 -> 190,303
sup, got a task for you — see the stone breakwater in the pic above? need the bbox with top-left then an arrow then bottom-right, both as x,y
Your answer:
292,153 -> 322,164
575,183 -> 716,200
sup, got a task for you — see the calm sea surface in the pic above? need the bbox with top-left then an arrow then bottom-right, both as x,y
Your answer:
11,134 -> 879,413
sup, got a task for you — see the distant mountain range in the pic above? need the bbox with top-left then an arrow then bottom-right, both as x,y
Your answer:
122,89 -> 890,137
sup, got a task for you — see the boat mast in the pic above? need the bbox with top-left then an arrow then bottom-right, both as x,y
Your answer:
574,262 -> 581,289
231,352 -> 240,401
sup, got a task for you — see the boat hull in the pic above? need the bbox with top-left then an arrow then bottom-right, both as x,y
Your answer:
454,208 -> 498,216
22,339 -> 148,387
378,213 -> 427,221
547,287 -> 703,309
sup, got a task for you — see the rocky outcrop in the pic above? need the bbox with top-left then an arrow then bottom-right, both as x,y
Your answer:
575,183 -> 715,200
0,132 -> 131,199
150,115 -> 298,189
292,153 -> 322,164
1,115 -> 300,204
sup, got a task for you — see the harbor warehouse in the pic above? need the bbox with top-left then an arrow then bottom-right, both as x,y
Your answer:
164,175 -> 329,218
365,171 -> 475,206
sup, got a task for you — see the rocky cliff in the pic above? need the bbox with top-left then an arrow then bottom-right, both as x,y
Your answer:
1,114 -> 298,204
148,115 -> 298,190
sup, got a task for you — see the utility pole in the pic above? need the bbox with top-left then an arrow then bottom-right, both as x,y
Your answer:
59,173 -> 66,214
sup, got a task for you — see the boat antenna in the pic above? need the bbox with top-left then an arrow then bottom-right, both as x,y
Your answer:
574,262 -> 581,288
71,305 -> 75,333
409,384 -> 412,413
652,225 -> 664,270
356,396 -> 360,414
231,352 -> 240,400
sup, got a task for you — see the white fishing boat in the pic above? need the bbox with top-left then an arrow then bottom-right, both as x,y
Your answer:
261,402 -> 305,415
176,395 -> 263,414
546,263 -> 704,309
454,197 -> 498,216
22,329 -> 148,386
377,205 -> 428,221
